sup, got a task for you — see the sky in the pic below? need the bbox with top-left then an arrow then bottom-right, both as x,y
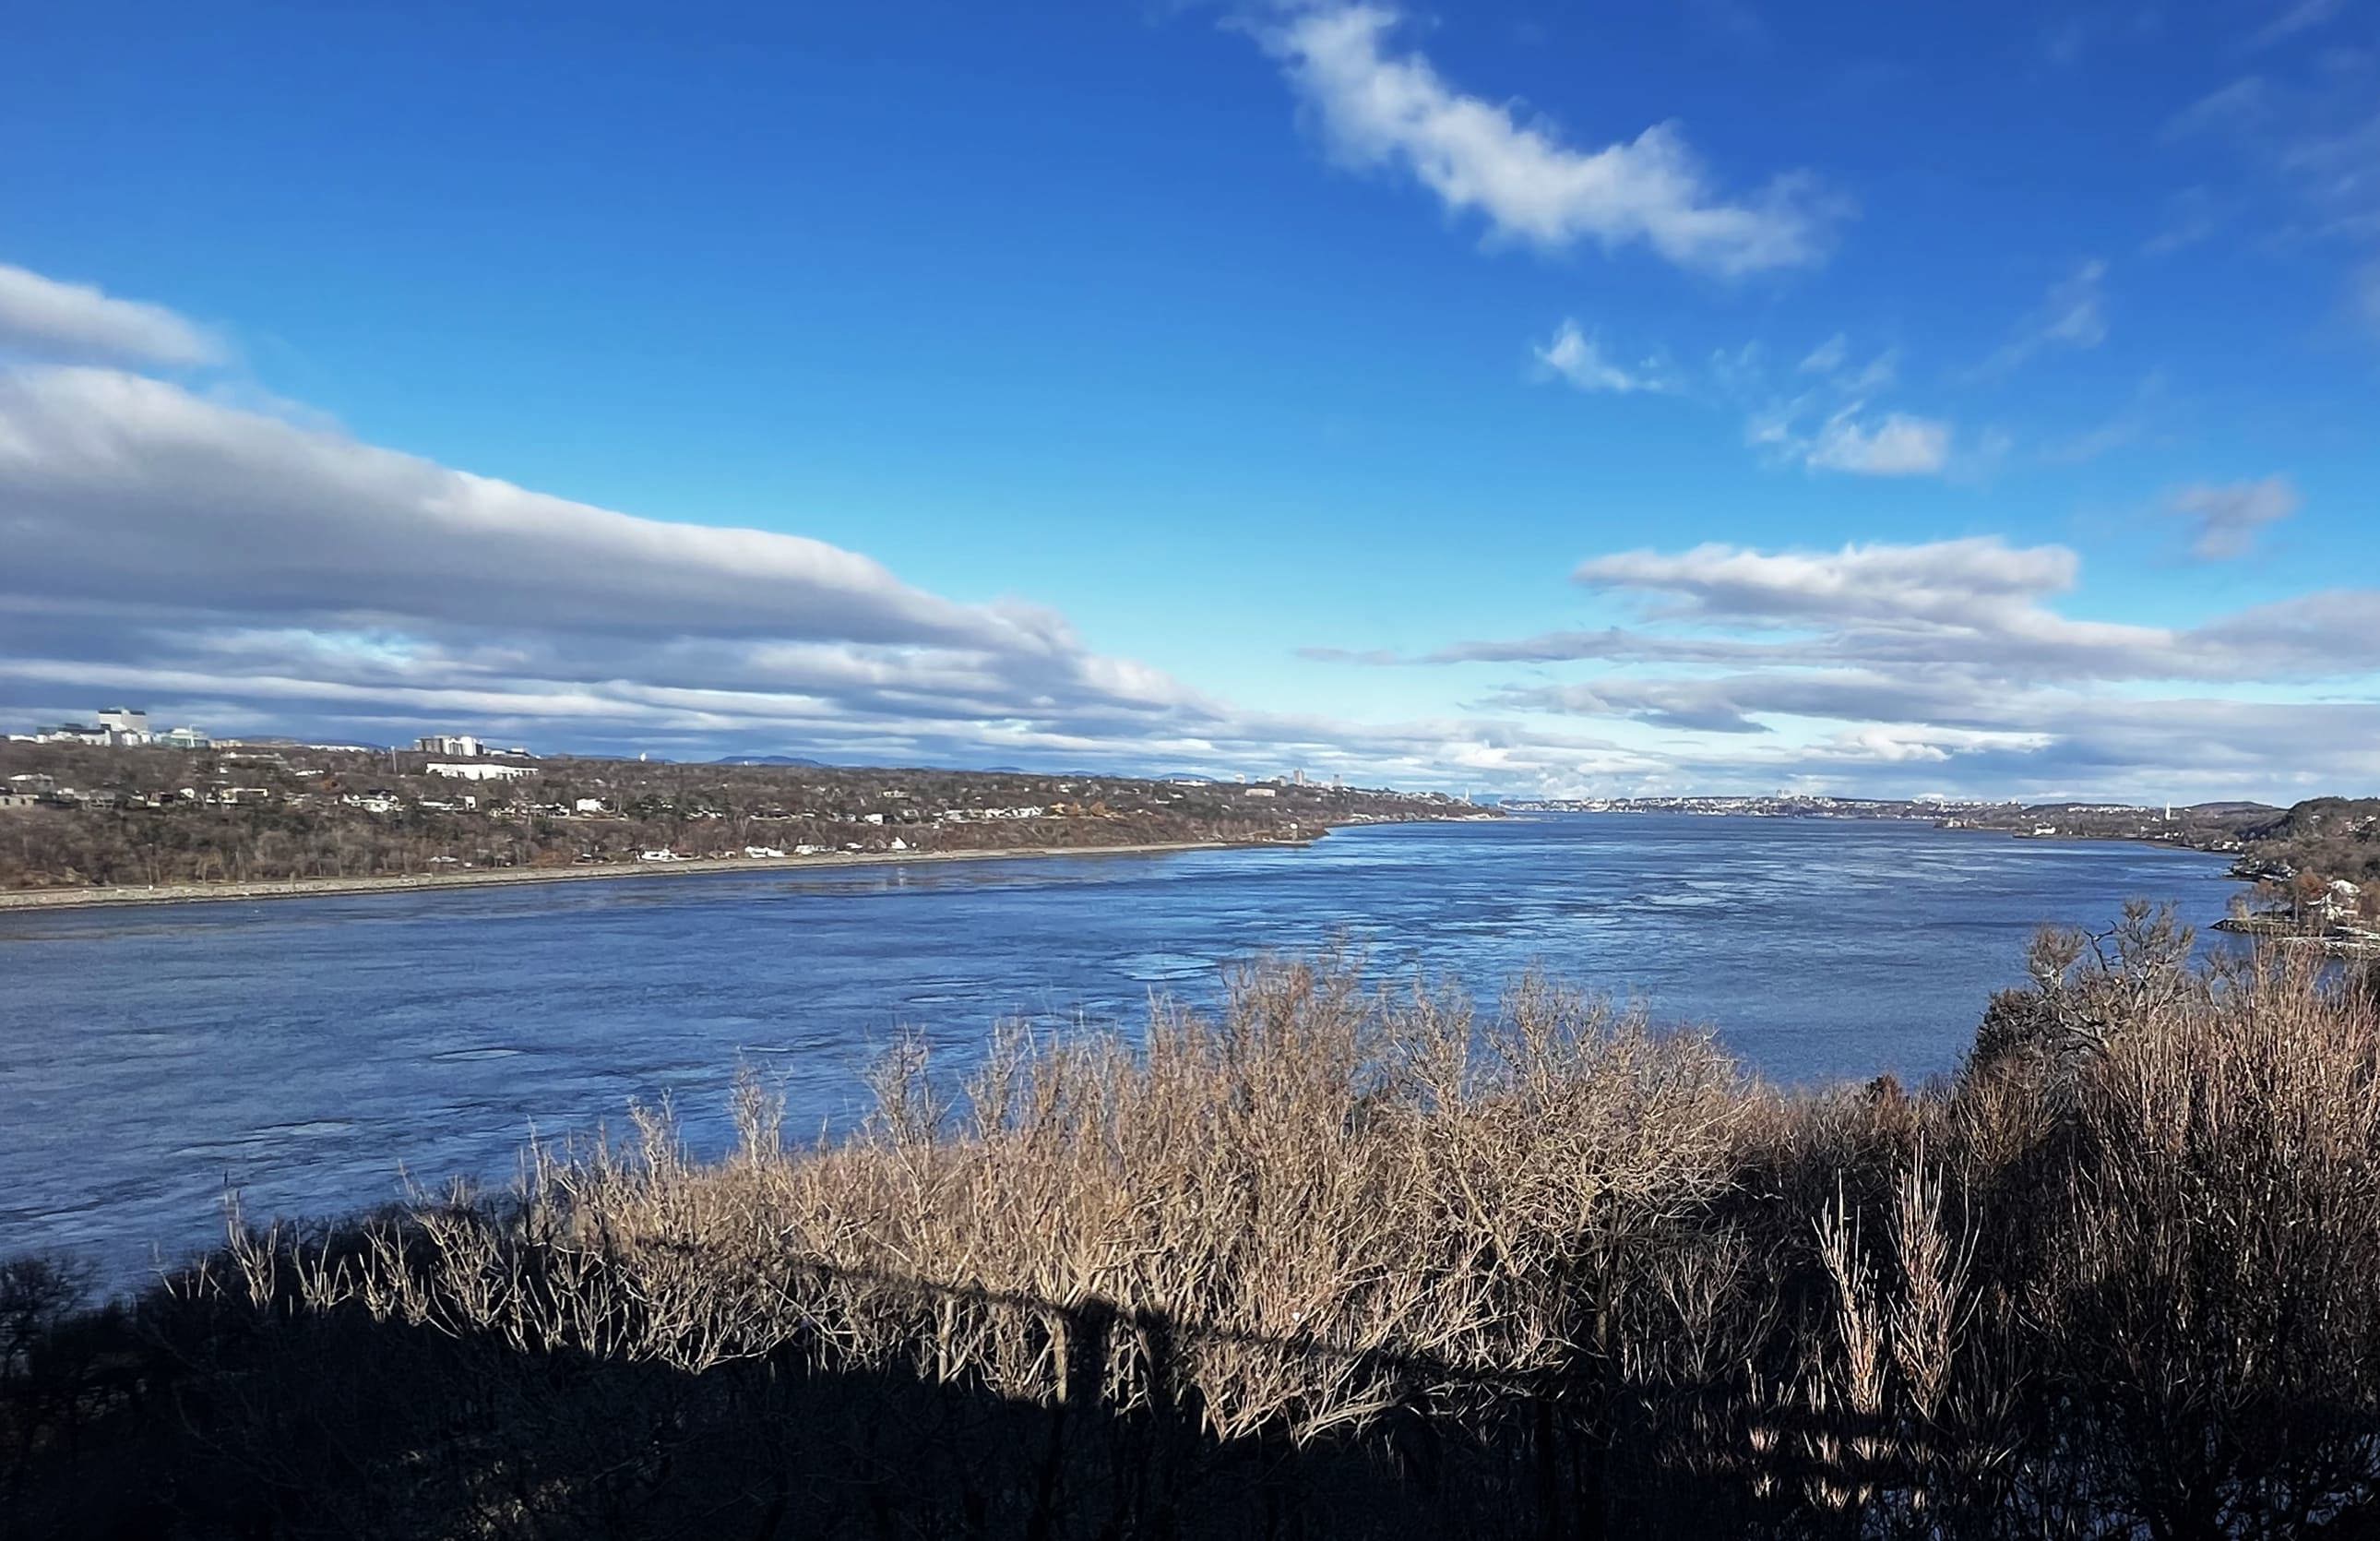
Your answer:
3,0 -> 2377,801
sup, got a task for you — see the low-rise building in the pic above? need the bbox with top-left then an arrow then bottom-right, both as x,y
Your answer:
426,761 -> 530,782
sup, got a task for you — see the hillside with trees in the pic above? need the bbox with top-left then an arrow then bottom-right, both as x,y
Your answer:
0,744 -> 1482,892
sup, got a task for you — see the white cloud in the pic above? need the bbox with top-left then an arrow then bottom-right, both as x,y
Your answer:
2169,475 -> 2301,560
1803,407 -> 1953,475
1530,318 -> 1671,393
0,263 -> 223,368
1253,5 -> 1839,275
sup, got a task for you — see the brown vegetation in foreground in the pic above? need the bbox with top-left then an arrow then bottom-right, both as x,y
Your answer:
9,908 -> 2380,1537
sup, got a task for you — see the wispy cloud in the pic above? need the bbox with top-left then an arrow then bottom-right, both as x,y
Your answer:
1746,390 -> 1954,477
2143,185 -> 2227,256
2160,53 -> 2380,335
1529,318 -> 1674,393
2169,475 -> 2301,560
2250,0 -> 2343,51
1978,259 -> 2108,376
0,263 -> 223,368
1251,4 -> 1842,275
2162,76 -> 2270,141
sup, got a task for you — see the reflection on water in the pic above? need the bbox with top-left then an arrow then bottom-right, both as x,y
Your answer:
0,815 -> 2239,1286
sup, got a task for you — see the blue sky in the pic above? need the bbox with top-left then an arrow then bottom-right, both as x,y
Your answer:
4,0 -> 2376,798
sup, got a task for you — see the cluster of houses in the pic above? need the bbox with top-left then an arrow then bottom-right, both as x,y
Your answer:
2,773 -> 274,811
633,841 -> 910,863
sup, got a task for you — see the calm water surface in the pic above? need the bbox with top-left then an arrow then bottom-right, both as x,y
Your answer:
0,815 -> 2239,1284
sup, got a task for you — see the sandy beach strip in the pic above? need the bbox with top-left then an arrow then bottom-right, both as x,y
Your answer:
0,838 -> 1291,914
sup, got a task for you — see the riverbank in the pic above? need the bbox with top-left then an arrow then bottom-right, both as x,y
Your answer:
0,836 -> 1294,913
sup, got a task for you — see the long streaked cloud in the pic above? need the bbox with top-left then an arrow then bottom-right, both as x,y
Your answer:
0,365 -> 1049,653
0,263 -> 223,368
1251,4 -> 1839,275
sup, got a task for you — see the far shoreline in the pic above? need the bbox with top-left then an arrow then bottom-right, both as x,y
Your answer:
0,837 -> 1302,915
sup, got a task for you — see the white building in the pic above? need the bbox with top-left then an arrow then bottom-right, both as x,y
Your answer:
417,734 -> 484,758
426,761 -> 530,782
573,797 -> 606,813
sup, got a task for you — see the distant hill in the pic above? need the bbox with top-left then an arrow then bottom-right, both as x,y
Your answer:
711,755 -> 829,767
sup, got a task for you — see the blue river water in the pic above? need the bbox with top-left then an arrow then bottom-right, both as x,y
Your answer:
0,814 -> 2240,1285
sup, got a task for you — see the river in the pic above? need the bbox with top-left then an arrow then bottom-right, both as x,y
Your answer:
0,813 -> 2240,1285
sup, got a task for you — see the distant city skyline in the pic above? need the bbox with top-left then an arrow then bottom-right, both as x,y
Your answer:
5,0 -> 2376,802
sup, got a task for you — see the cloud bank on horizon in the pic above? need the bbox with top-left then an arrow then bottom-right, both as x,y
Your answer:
4,0 -> 2376,804
4,257 -> 2372,804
